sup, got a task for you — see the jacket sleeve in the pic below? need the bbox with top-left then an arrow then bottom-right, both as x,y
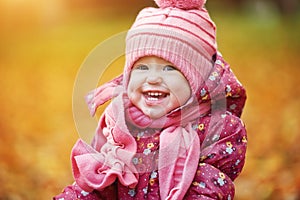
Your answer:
53,182 -> 117,200
185,113 -> 247,199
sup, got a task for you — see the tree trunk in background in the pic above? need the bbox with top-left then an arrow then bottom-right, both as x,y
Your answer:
274,0 -> 299,15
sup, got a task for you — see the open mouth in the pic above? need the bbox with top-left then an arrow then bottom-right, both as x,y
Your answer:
143,91 -> 168,101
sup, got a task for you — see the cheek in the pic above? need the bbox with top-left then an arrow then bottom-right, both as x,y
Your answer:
170,91 -> 188,108
126,74 -> 135,94
170,79 -> 191,104
127,81 -> 140,104
127,84 -> 134,100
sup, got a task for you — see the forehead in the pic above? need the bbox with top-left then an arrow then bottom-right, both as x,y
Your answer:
134,56 -> 174,66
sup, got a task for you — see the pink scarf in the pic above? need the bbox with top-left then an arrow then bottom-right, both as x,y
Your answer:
72,76 -> 210,199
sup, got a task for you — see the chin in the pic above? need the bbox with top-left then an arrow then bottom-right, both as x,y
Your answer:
144,109 -> 166,119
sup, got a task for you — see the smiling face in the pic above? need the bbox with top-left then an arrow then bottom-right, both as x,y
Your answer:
127,56 -> 191,119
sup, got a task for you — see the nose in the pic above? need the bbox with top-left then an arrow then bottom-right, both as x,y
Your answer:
146,70 -> 163,84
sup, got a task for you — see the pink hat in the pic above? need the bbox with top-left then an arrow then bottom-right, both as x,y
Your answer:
124,0 -> 217,94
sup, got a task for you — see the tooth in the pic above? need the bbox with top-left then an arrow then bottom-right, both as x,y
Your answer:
149,97 -> 158,101
146,92 -> 164,97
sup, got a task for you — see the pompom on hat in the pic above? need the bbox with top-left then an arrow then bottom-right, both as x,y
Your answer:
154,0 -> 206,9
124,0 -> 217,94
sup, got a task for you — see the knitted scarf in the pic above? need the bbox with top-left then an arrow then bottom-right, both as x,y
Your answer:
72,88 -> 210,200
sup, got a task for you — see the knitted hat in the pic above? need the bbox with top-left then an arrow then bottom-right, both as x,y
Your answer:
124,0 -> 217,94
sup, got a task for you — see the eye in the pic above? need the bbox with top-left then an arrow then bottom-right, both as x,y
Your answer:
163,65 -> 177,71
134,64 -> 149,70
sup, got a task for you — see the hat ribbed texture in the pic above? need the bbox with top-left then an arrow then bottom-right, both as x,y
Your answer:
124,4 -> 217,94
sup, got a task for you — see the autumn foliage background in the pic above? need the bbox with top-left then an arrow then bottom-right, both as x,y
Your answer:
0,0 -> 300,199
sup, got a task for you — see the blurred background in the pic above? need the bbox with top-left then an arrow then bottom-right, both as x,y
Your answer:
0,0 -> 300,199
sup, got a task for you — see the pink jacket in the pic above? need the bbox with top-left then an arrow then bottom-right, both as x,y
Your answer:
54,53 -> 247,200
